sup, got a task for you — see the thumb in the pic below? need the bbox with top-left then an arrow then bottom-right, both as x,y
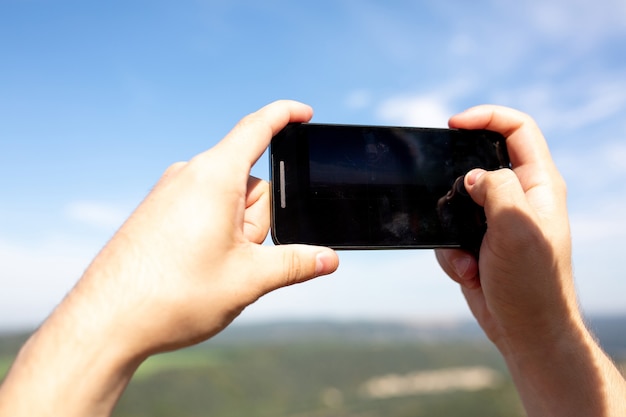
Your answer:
253,244 -> 339,293
465,168 -> 530,223
464,167 -> 542,266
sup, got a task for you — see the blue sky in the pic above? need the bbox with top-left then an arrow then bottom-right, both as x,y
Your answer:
1,0 -> 626,330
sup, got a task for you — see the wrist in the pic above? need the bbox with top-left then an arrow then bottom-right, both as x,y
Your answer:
498,314 -> 626,416
0,282 -> 147,416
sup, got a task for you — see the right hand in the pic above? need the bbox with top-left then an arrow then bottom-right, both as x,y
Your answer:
435,105 -> 579,352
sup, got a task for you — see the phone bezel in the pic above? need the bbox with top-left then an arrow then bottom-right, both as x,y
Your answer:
270,123 -> 510,250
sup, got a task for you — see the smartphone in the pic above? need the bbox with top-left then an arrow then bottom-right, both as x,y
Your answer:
270,123 -> 510,250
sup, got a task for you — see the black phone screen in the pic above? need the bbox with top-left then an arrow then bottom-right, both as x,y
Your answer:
270,123 -> 510,250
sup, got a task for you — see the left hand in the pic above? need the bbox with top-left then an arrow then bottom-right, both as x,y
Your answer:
65,100 -> 339,356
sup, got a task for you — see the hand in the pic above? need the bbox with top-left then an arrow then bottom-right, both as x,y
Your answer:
435,105 -> 577,351
0,100 -> 340,417
61,100 -> 340,355
434,106 -> 626,416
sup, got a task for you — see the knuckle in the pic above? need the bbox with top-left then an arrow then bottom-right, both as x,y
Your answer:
164,161 -> 187,176
282,250 -> 303,285
156,161 -> 187,186
234,113 -> 272,139
477,169 -> 519,201
491,167 -> 518,184
491,170 -> 520,194
552,171 -> 568,197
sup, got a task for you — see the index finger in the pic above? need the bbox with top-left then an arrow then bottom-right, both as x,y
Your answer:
449,104 -> 567,220
448,105 -> 554,172
213,100 -> 314,169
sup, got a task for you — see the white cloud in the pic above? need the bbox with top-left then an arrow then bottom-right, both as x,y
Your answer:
375,94 -> 453,128
556,140 -> 626,191
64,200 -> 132,231
470,0 -> 626,64
242,250 -> 471,323
0,238 -> 98,330
549,140 -> 626,314
0,239 -> 471,331
571,206 -> 626,314
569,179 -> 626,249
447,34 -> 478,58
526,0 -> 626,45
0,200 -> 135,329
373,75 -> 478,128
489,75 -> 626,133
345,89 -> 373,110
571,211 -> 626,247
604,142 -> 626,174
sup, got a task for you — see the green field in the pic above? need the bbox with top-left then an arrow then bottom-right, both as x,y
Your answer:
115,340 -> 523,417
2,318 -> 625,417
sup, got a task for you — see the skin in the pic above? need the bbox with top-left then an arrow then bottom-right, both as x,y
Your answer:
435,105 -> 626,416
0,101 -> 624,416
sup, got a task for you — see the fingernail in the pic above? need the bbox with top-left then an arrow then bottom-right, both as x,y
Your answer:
315,251 -> 334,276
452,256 -> 472,279
466,169 -> 485,186
315,251 -> 337,276
315,253 -> 325,275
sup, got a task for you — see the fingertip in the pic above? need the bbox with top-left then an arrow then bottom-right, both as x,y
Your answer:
465,168 -> 486,187
266,99 -> 314,124
448,106 -> 484,129
314,249 -> 340,276
258,244 -> 339,290
448,105 -> 527,138
435,248 -> 479,286
208,100 -> 315,171
298,101 -> 314,121
451,255 -> 473,279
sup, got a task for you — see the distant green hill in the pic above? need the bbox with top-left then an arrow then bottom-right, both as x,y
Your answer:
116,333 -> 519,417
1,317 -> 625,417
211,319 -> 486,344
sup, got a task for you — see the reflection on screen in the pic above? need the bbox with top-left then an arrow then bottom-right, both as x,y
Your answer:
302,126 -> 501,247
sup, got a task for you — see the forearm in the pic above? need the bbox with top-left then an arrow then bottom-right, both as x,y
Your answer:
0,290 -> 144,416
501,316 -> 626,417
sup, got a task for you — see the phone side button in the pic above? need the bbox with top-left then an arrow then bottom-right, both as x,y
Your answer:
280,160 -> 287,208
